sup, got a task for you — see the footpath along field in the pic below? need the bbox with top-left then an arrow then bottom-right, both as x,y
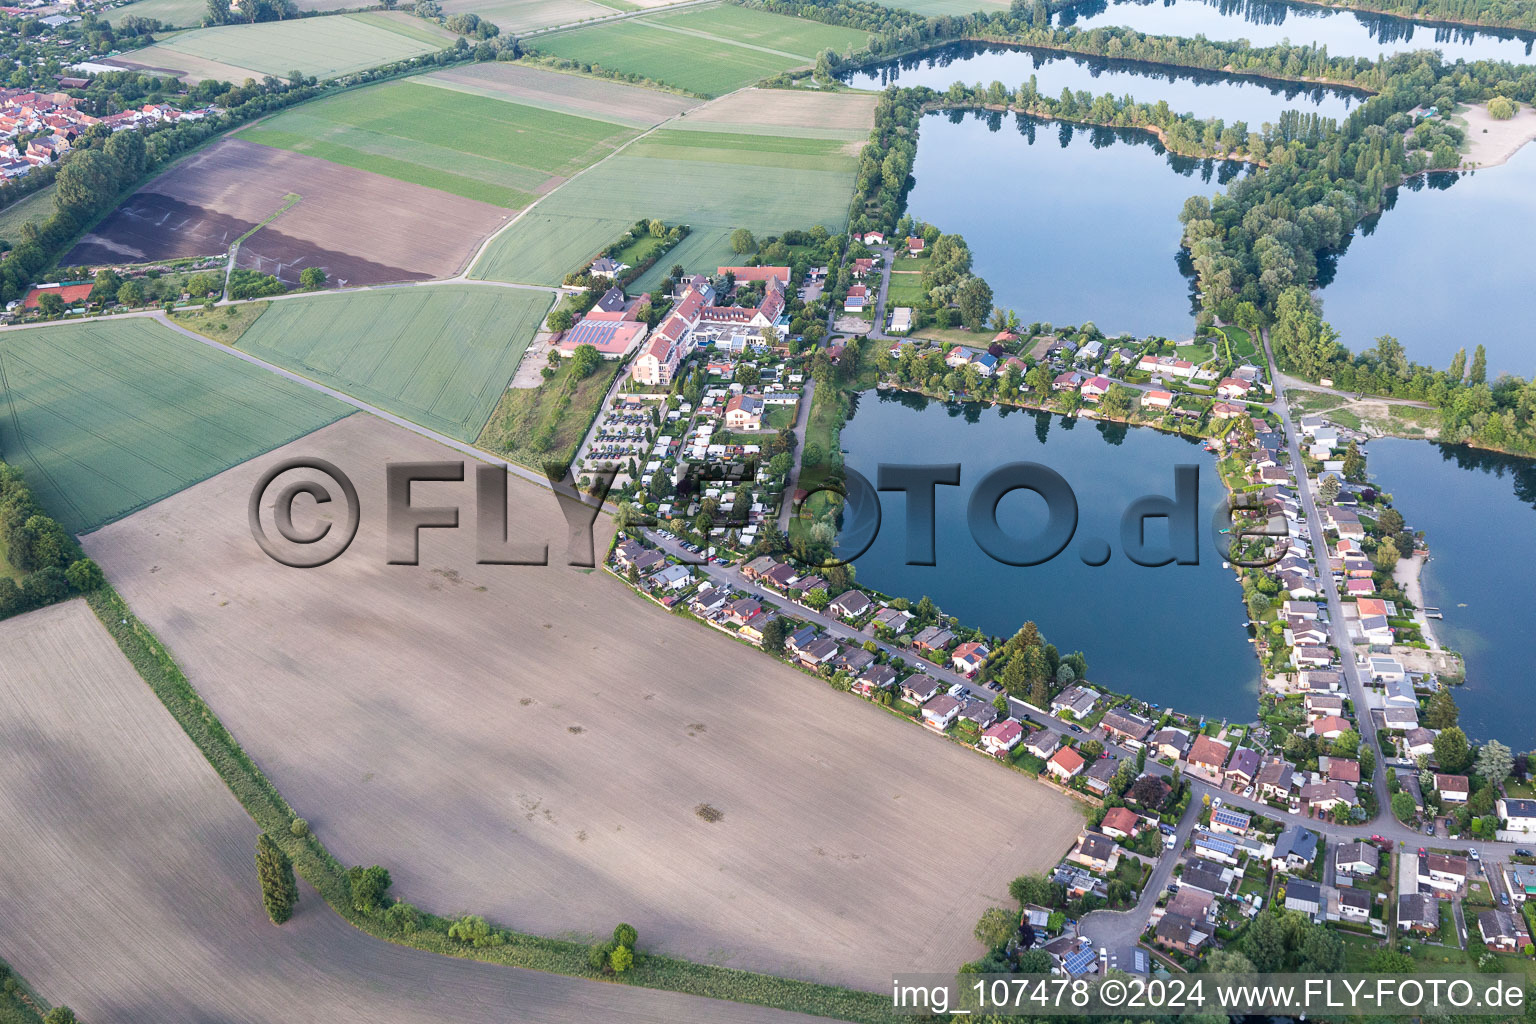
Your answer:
85,414 -> 1085,992
235,285 -> 551,441
109,12 -> 455,82
472,95 -> 869,285
0,317 -> 349,533
0,601 -> 838,1024
528,4 -> 871,96
242,79 -> 639,208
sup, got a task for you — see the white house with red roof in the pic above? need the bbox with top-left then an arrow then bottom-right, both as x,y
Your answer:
980,719 -> 1023,757
950,641 -> 989,677
1080,375 -> 1113,400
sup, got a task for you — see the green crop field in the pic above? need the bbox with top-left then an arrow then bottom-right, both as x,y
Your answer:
236,285 -> 551,441
125,13 -> 454,81
241,80 -> 636,207
0,319 -> 350,533
0,184 -> 54,244
864,0 -> 1005,13
531,5 -> 869,96
473,127 -> 858,285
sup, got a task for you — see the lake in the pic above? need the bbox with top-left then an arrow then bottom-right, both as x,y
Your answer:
1316,144 -> 1536,376
904,109 -> 1237,337
839,392 -> 1261,721
1058,0 -> 1536,64
1365,439 -> 1536,745
842,41 -> 1364,126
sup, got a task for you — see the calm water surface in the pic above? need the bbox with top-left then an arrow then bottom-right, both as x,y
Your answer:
840,393 -> 1261,721
843,41 -> 1364,125
1317,144 -> 1536,376
1365,439 -> 1536,745
905,110 -> 1240,337
1058,0 -> 1536,63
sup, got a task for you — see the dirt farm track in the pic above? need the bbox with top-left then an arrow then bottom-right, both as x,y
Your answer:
63,138 -> 509,286
83,413 -> 1084,992
0,600 -> 832,1023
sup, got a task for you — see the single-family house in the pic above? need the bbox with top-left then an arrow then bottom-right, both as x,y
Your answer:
1068,831 -> 1120,872
981,719 -> 1024,757
1225,747 -> 1261,788
852,663 -> 898,697
1050,685 -> 1100,719
1192,830 -> 1239,865
1479,909 -> 1530,952
1300,779 -> 1358,813
1310,715 -> 1352,740
921,693 -> 963,732
913,626 -> 955,652
1423,853 -> 1468,894
1026,729 -> 1063,760
1397,892 -> 1438,933
1154,913 -> 1210,956
1186,735 -> 1231,774
1334,840 -> 1380,878
1285,879 -> 1323,920
1210,806 -> 1251,836
1047,746 -> 1086,782
1142,390 -> 1173,410
1151,728 -> 1192,760
1257,756 -> 1297,799
1100,806 -> 1141,840
1405,728 -> 1437,760
1436,774 -> 1470,803
1083,758 -> 1118,795
951,641 -> 990,677
1180,862 -> 1234,897
1100,709 -> 1152,744
723,393 -> 763,430
1381,707 -> 1420,732
900,675 -> 942,706
1337,886 -> 1371,921
828,589 -> 873,620
1272,825 -> 1319,872
1500,798 -> 1536,833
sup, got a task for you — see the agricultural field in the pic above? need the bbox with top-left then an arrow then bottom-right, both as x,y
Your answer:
417,62 -> 700,128
241,79 -> 636,207
0,317 -> 349,534
106,12 -> 455,82
435,0 -> 683,34
235,285 -> 551,441
104,0 -> 345,26
529,4 -> 870,97
865,0 -> 1006,12
674,87 -> 876,140
472,121 -> 860,285
84,413 -> 1085,991
0,184 -> 55,244
65,138 -> 510,287
0,600 -> 834,1024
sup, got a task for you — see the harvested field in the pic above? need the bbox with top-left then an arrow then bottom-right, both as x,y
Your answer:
675,88 -> 877,140
107,12 -> 455,81
241,79 -> 635,207
0,317 -> 349,533
530,5 -> 869,97
472,122 -> 858,285
0,600 -> 835,1024
418,62 -> 700,128
85,413 -> 1084,991
64,139 -> 510,287
236,285 -> 552,441
439,0 -> 631,33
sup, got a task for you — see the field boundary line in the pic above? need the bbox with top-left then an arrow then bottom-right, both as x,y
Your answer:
224,192 -> 302,299
521,0 -> 716,38
624,17 -> 811,61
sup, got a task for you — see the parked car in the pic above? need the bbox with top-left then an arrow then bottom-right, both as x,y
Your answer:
1500,893 -> 1511,907
1518,849 -> 1535,858
1069,724 -> 1082,733
1470,849 -> 1480,860
1243,786 -> 1254,797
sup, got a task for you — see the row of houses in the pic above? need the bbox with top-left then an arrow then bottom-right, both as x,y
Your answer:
1,87 -> 212,179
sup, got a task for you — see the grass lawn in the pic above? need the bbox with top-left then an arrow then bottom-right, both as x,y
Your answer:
472,128 -> 857,285
893,255 -> 927,271
765,403 -> 797,430
478,358 -> 620,469
0,184 -> 55,244
235,285 -> 550,441
886,274 -> 927,307
242,80 -> 636,208
0,318 -> 349,532
118,12 -> 453,80
530,4 -> 869,97
169,300 -> 271,344
1174,342 -> 1215,363
1216,324 -> 1257,361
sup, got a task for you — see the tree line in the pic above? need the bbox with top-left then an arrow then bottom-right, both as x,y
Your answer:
0,461 -> 106,619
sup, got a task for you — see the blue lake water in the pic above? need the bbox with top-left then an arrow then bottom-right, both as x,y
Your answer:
1365,439 -> 1536,745
843,41 -> 1364,125
1058,0 -> 1536,63
839,392 -> 1261,721
904,110 -> 1238,338
1316,144 -> 1536,377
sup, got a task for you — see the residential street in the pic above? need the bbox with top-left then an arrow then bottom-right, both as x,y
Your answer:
1260,326 -> 1390,804
775,379 -> 816,531
1078,795 -> 1202,964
